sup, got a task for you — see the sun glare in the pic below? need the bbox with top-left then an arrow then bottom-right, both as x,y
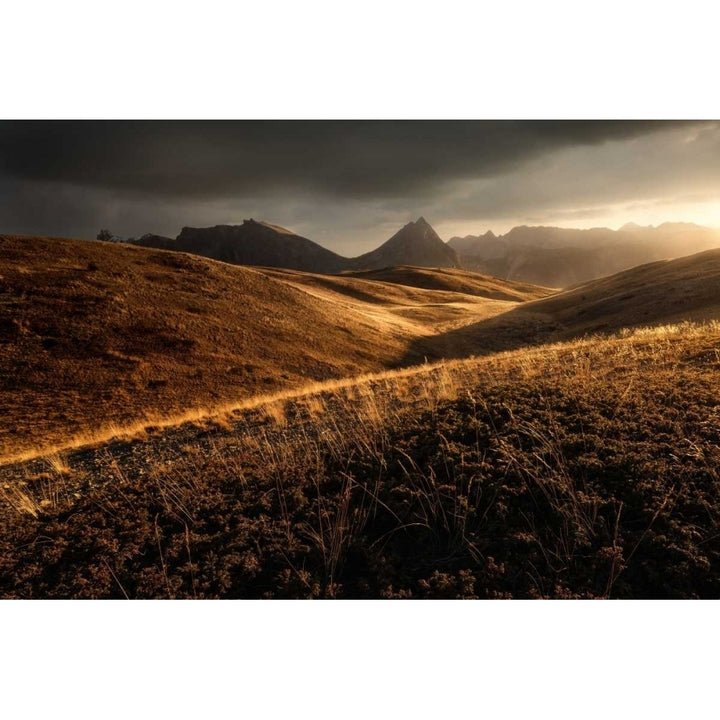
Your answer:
437,199 -> 720,239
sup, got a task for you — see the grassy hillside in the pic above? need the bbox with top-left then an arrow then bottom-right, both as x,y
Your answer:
405,248 -> 720,361
4,238 -> 720,598
341,266 -> 554,301
534,248 -> 720,332
2,322 -> 719,598
0,235 -> 403,459
257,266 -> 547,339
0,235 -> 543,460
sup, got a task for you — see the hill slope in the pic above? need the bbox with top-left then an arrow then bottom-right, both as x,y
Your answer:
529,247 -> 720,333
3,322 -> 719,598
0,235 -> 547,459
405,247 -> 720,360
0,235 -> 406,457
341,265 -> 552,301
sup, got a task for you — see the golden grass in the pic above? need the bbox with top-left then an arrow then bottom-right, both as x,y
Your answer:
340,265 -> 555,301
3,319 -> 720,597
6,319 -> 718,469
1,234 -> 547,459
4,233 -> 720,474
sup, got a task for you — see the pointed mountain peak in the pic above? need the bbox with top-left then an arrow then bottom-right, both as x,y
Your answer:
394,216 -> 441,243
350,216 -> 456,270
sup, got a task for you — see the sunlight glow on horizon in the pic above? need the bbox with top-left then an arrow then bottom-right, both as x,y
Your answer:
434,198 -> 720,239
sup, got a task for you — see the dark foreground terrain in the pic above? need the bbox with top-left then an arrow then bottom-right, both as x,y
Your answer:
3,325 -> 719,598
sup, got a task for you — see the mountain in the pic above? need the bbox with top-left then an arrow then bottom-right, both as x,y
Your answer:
134,216 -> 460,273
350,217 -> 459,270
446,230 -> 503,257
135,219 -> 348,274
464,244 -> 654,289
134,233 -> 175,250
448,225 -> 620,259
616,221 -> 720,257
130,218 -> 720,286
448,223 -> 720,288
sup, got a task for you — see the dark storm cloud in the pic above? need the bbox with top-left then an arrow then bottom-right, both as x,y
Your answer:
2,120 -> 718,250
0,120 -> 693,201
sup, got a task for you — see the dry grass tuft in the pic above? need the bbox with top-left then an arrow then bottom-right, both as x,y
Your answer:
43,452 -> 71,476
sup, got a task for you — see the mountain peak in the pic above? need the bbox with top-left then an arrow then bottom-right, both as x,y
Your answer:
351,217 -> 457,270
239,218 -> 297,235
168,219 -> 347,273
404,217 -> 442,243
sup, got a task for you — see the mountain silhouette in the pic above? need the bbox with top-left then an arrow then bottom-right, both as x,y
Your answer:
135,220 -> 348,274
447,230 -> 503,258
350,217 -> 459,270
134,217 -> 459,273
448,223 -> 720,287
132,217 -> 720,285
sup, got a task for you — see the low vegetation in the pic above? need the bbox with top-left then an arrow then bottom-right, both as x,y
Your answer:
1,235 -> 540,459
3,322 -> 719,598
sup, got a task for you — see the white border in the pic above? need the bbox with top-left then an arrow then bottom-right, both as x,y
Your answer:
2,2 -> 717,717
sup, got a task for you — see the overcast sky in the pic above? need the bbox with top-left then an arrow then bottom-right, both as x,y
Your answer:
1,120 -> 719,255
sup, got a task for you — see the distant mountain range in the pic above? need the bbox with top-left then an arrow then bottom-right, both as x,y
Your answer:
133,217 -> 459,274
131,217 -> 720,287
448,222 -> 720,287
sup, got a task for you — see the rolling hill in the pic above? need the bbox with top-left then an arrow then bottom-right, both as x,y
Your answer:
6,231 -> 720,599
3,319 -> 719,598
0,234 -> 546,460
341,265 -> 551,301
529,247 -> 720,333
403,247 -> 720,361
